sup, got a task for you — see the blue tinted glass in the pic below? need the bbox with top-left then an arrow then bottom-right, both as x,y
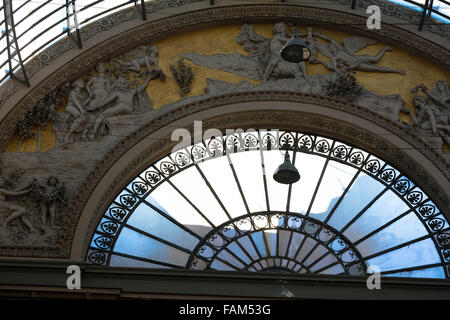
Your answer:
344,190 -> 410,242
114,227 -> 189,266
356,213 -> 427,257
126,203 -> 199,251
386,266 -> 445,279
328,172 -> 385,231
366,238 -> 441,272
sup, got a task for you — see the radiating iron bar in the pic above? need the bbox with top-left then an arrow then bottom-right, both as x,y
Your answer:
352,199 -> 427,247
194,164 -> 233,221
323,153 -> 369,224
305,140 -> 336,217
124,222 -> 193,254
225,153 -> 264,262
258,131 -> 270,212
419,0 -> 430,30
312,259 -> 342,275
141,199 -> 202,240
285,134 -> 299,212
140,0 -> 146,20
193,162 -> 257,264
363,234 -> 430,261
380,263 -> 443,276
164,179 -> 216,228
307,251 -> 332,270
78,0 -> 134,25
66,0 -> 82,48
109,250 -> 185,269
339,174 -> 401,234
221,246 -> 251,269
3,0 -> 30,87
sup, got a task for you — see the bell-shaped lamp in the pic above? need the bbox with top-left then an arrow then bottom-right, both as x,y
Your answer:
280,28 -> 311,63
273,151 -> 300,184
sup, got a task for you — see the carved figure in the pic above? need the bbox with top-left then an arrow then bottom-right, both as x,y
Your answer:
91,71 -> 159,134
409,81 -> 450,154
112,45 -> 165,79
34,176 -> 65,226
310,33 -> 405,75
1,179 -> 36,233
56,79 -> 107,145
85,62 -> 114,111
263,23 -> 309,81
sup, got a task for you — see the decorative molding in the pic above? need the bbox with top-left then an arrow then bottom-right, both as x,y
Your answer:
331,0 -> 450,40
0,91 -> 449,258
0,3 -> 449,151
0,4 -> 449,258
73,91 -> 450,260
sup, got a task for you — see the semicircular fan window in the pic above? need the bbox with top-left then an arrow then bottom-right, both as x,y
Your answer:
87,130 -> 450,279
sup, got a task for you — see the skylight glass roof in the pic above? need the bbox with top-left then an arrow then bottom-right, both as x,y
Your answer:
87,130 -> 450,279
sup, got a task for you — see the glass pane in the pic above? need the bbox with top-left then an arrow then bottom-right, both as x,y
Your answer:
264,229 -> 277,256
289,153 -> 327,214
110,254 -> 172,269
148,183 -> 212,236
227,241 -> 252,264
113,227 -> 190,266
171,166 -> 230,226
356,213 -> 428,257
366,238 -> 441,273
309,253 -> 337,273
318,263 -> 345,275
263,150 -> 290,211
198,156 -> 247,219
310,160 -> 358,220
385,266 -> 446,279
327,172 -> 385,231
229,151 -> 267,213
344,190 -> 410,242
126,203 -> 199,251
237,236 -> 260,260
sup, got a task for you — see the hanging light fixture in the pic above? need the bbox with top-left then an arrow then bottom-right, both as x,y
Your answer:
280,26 -> 311,63
273,151 -> 300,184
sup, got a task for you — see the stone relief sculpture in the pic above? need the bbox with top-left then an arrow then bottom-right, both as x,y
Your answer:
112,45 -> 164,78
408,81 -> 450,160
183,23 -> 406,121
170,58 -> 194,97
0,166 -> 66,243
16,84 -> 70,151
308,33 -> 405,75
52,45 -> 165,146
34,176 -> 65,227
1,176 -> 36,233
262,22 -> 309,81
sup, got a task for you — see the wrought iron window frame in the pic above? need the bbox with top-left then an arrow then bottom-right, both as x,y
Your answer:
86,129 -> 450,279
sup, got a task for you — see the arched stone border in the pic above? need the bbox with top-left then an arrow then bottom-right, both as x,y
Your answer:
69,92 -> 450,261
0,2 -> 449,152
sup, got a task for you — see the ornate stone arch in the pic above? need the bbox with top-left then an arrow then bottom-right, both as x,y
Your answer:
70,92 -> 450,262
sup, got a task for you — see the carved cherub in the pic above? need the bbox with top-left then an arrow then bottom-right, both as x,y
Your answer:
310,33 -> 405,75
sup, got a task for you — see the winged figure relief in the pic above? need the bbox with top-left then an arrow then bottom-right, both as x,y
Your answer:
308,33 -> 405,75
182,23 -> 309,81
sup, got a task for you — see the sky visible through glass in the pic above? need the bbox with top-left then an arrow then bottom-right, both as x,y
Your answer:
87,130 -> 450,279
